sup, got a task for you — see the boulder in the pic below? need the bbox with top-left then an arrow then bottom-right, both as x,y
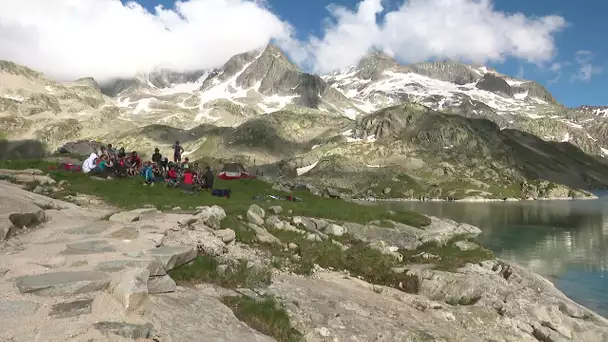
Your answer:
248,204 -> 265,219
213,229 -> 236,244
111,268 -> 150,314
147,246 -> 197,272
195,205 -> 227,229
247,223 -> 281,244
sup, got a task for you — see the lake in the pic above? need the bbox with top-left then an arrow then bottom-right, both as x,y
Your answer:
381,199 -> 608,318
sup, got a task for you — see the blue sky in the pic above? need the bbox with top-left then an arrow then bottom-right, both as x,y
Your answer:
3,0 -> 601,107
129,0 -> 605,107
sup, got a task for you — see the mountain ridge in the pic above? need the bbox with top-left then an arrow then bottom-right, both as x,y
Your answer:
2,45 -> 608,200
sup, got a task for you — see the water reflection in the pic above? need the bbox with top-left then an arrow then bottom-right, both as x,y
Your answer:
381,199 -> 608,317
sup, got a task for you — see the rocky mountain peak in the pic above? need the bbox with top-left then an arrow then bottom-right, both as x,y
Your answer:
475,73 -> 513,97
352,50 -> 404,80
0,60 -> 45,80
147,69 -> 207,89
405,60 -> 482,85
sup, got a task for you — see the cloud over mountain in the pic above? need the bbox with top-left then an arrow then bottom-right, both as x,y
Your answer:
0,0 -> 567,81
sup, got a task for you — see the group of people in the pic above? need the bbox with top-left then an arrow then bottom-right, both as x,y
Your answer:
81,141 -> 215,190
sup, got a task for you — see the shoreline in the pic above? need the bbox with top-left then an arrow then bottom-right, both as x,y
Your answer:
353,196 -> 600,203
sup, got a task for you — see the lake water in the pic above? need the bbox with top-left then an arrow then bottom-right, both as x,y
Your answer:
381,199 -> 608,318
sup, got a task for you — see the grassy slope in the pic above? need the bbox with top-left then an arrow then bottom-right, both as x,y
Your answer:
0,159 -> 430,227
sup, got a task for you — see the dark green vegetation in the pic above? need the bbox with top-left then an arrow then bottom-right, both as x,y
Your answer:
246,229 -> 421,293
400,236 -> 494,271
221,296 -> 304,342
168,255 -> 271,289
0,159 -> 430,227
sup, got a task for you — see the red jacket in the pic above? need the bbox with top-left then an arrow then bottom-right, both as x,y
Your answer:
183,172 -> 194,185
167,169 -> 178,179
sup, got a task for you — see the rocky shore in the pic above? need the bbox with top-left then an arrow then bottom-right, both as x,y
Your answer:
1,172 -> 608,341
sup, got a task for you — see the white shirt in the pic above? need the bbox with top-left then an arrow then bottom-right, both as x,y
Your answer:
82,153 -> 98,173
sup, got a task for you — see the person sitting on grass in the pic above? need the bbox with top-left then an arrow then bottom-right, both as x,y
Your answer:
165,164 -> 179,187
91,154 -> 114,178
117,147 -> 126,159
181,168 -> 195,190
201,166 -> 214,190
82,152 -> 98,174
141,161 -> 155,186
181,157 -> 190,171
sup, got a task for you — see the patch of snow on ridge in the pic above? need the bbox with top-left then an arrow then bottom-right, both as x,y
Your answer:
297,161 -> 319,176
561,132 -> 570,142
324,68 -> 552,114
601,147 -> 608,156
1,94 -> 23,101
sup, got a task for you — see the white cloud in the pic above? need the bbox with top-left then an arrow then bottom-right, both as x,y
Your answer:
571,50 -> 603,82
0,0 -> 569,81
301,0 -> 567,73
0,0 -> 293,82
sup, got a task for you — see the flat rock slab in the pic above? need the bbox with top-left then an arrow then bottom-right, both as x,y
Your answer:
65,221 -> 113,235
109,227 -> 139,240
0,300 -> 40,319
14,271 -> 111,296
109,208 -> 159,224
49,298 -> 93,318
60,240 -> 116,255
95,258 -> 166,276
94,322 -> 153,340
147,246 -> 197,272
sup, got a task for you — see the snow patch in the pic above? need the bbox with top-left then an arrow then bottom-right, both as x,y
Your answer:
297,161 -> 319,176
561,132 -> 570,142
0,94 -> 23,102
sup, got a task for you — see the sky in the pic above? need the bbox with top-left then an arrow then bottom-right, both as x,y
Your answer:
0,0 -> 605,107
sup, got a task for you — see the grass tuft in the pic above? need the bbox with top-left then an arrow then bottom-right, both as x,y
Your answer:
168,255 -> 271,289
221,295 -> 303,342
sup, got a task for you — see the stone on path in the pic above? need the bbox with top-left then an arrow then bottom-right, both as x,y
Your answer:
109,226 -> 139,240
60,240 -> 116,255
94,322 -> 153,340
14,271 -> 111,296
96,258 -> 166,276
0,300 -> 40,319
49,299 -> 93,318
111,268 -> 150,314
65,221 -> 113,235
109,208 -> 159,224
147,246 -> 197,272
147,275 -> 176,294
33,256 -> 67,269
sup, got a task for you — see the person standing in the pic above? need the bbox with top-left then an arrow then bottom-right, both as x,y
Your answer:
172,141 -> 184,163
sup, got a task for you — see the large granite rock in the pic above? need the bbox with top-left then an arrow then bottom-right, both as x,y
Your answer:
0,193 -> 45,240
14,271 -> 111,296
345,216 -> 482,250
149,288 -> 276,341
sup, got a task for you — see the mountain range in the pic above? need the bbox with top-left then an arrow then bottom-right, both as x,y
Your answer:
2,43 -> 608,200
